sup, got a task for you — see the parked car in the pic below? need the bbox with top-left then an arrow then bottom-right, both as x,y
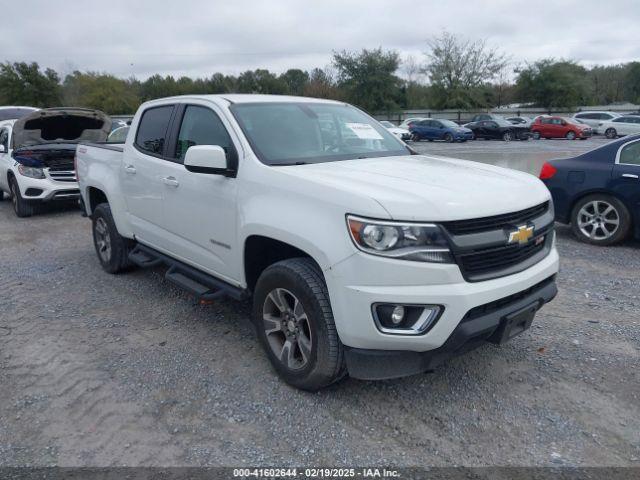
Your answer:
380,121 -> 411,141
540,134 -> 640,245
531,116 -> 592,140
598,115 -> 640,139
398,117 -> 426,129
506,116 -> 533,127
0,106 -> 39,122
465,118 -> 531,141
572,111 -> 621,131
76,94 -> 558,390
409,119 -> 473,142
467,113 -> 506,124
0,108 -> 111,216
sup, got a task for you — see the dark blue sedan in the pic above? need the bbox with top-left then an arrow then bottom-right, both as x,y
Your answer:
540,134 -> 640,245
409,119 -> 473,143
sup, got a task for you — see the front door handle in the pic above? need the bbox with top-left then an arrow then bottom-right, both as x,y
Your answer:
124,165 -> 137,174
622,173 -> 639,179
162,176 -> 179,187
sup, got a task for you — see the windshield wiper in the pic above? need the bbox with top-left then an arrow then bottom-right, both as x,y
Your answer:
273,161 -> 309,166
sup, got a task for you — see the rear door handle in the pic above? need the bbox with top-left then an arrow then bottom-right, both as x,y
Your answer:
622,173 -> 639,179
124,165 -> 137,174
162,176 -> 179,187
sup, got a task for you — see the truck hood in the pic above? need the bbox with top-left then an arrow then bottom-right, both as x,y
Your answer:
279,155 -> 550,221
12,108 -> 111,149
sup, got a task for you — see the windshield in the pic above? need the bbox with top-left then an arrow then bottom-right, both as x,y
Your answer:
380,121 -> 394,128
231,102 -> 409,165
494,118 -> 514,127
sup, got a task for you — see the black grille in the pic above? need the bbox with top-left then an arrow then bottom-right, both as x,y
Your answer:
442,202 -> 549,236
457,234 -> 549,279
463,275 -> 556,322
48,159 -> 74,171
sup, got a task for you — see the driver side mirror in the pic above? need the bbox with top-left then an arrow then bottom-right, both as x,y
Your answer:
184,145 -> 231,176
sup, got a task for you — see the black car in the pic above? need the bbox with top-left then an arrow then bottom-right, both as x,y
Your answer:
540,134 -> 640,245
466,119 -> 531,141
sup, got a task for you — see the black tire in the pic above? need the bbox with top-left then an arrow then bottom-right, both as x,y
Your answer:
570,194 -> 631,246
605,128 -> 617,139
253,258 -> 346,391
502,131 -> 513,142
91,203 -> 135,273
410,133 -> 420,142
9,176 -> 35,218
532,131 -> 541,140
0,190 -> 4,201
444,133 -> 454,143
565,131 -> 577,140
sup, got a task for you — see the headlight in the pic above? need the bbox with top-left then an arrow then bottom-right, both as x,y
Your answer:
18,165 -> 45,179
347,215 -> 453,263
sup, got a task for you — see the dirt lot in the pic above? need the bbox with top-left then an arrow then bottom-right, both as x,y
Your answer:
0,138 -> 639,468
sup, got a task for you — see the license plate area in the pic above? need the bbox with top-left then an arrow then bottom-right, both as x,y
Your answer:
489,301 -> 539,345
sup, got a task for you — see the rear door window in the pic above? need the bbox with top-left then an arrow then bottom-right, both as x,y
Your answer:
619,141 -> 640,166
0,128 -> 9,152
135,105 -> 174,156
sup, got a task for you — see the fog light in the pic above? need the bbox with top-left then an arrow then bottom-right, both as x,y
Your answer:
373,304 -> 443,335
391,306 -> 405,325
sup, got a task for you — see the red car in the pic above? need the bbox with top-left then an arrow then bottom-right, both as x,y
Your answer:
531,116 -> 592,140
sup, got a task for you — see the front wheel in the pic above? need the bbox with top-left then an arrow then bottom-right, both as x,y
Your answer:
571,194 -> 631,246
9,177 -> 35,218
410,133 -> 420,142
605,128 -> 617,139
532,131 -> 541,140
92,203 -> 135,273
566,131 -> 577,140
444,133 -> 454,143
253,258 -> 346,391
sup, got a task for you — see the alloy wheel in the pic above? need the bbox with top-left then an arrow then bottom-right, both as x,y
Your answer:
605,128 -> 617,139
577,200 -> 620,241
94,217 -> 112,262
263,288 -> 312,370
566,131 -> 576,140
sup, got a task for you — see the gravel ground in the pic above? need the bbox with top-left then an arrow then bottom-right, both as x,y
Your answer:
0,138 -> 639,468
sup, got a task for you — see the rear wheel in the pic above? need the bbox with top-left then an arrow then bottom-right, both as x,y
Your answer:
502,131 -> 513,142
9,177 -> 35,218
566,131 -> 577,140
532,131 -> 541,140
605,128 -> 617,139
92,203 -> 135,273
253,258 -> 346,391
571,194 -> 631,246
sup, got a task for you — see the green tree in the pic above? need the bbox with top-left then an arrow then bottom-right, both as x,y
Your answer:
303,68 -> 340,100
280,69 -> 309,96
588,64 -> 627,105
626,62 -> 640,103
515,59 -> 590,109
332,48 -> 401,112
0,62 -> 62,107
237,69 -> 287,94
423,32 -> 509,109
62,72 -> 140,114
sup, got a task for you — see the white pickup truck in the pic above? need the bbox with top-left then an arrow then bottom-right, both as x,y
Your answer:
77,94 -> 559,390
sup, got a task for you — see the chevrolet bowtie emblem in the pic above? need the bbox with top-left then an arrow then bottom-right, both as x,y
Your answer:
508,225 -> 534,245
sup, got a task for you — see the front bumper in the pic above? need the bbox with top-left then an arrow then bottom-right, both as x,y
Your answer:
325,243 -> 559,352
345,275 -> 557,380
13,169 -> 80,202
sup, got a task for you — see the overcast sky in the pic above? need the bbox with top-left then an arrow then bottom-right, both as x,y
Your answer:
2,0 -> 639,80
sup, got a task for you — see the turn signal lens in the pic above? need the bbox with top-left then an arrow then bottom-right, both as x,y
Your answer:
539,162 -> 557,180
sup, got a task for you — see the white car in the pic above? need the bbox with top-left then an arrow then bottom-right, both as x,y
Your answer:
0,108 -> 111,217
572,111 -> 621,131
0,106 -> 39,122
380,121 -> 411,141
398,117 -> 426,129
598,115 -> 640,139
76,94 -> 559,390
